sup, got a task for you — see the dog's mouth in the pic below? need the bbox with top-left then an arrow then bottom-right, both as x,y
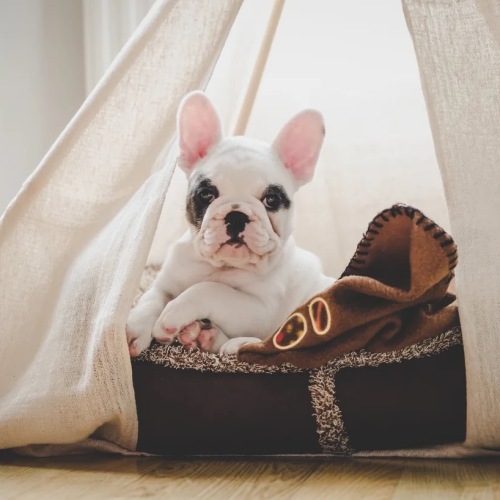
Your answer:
225,236 -> 245,247
216,237 -> 252,262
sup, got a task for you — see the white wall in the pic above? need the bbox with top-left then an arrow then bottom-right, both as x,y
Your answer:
0,0 -> 86,213
83,0 -> 156,94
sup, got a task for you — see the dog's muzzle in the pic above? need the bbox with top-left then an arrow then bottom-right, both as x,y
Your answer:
194,201 -> 281,268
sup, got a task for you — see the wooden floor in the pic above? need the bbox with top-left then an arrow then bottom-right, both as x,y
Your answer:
1,453 -> 500,499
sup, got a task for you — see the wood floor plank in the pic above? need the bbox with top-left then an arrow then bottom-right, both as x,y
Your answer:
291,460 -> 403,499
392,459 -> 500,500
1,454 -> 500,499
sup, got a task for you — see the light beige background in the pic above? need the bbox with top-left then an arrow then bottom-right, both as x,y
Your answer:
0,0 -> 448,277
0,1 -> 85,214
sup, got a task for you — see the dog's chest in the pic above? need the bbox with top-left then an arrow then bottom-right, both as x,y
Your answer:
205,267 -> 268,292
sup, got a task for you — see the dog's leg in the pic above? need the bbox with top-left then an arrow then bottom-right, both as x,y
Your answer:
152,281 -> 276,353
126,283 -> 173,357
126,248 -> 186,357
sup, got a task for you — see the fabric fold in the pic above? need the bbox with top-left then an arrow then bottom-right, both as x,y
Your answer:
0,0 -> 243,454
403,0 -> 500,451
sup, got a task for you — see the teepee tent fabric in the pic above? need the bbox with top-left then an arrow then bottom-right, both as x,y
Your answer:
404,0 -> 500,450
0,0 -> 243,453
2,0 -> 500,457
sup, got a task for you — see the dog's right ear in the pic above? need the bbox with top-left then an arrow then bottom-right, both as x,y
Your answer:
177,91 -> 222,174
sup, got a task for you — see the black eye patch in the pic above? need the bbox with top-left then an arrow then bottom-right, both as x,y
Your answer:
186,177 -> 219,229
261,184 -> 291,212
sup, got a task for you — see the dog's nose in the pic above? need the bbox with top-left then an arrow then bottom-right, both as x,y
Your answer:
225,210 -> 249,238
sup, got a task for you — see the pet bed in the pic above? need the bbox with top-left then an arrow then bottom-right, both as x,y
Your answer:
132,204 -> 465,456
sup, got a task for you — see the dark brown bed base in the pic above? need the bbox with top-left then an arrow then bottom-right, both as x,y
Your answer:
133,343 -> 465,456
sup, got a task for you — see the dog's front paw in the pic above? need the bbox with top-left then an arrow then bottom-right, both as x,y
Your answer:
127,331 -> 153,358
126,314 -> 154,358
125,306 -> 155,358
219,337 -> 261,355
152,299 -> 201,347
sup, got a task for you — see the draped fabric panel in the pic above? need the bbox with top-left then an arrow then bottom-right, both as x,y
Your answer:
404,0 -> 500,449
0,0 -> 243,453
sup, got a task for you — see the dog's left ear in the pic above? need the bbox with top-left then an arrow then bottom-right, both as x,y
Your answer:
177,91 -> 222,174
272,110 -> 325,185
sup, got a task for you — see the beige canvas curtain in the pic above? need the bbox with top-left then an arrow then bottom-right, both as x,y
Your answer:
404,0 -> 500,450
0,0 -> 243,453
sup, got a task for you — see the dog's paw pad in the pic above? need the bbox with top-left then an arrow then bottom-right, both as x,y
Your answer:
198,328 -> 216,351
178,320 -> 217,351
178,322 -> 200,343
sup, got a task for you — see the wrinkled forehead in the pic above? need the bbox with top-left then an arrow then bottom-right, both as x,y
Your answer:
191,138 -> 295,194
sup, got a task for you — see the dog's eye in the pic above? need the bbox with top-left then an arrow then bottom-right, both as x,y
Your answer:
261,184 -> 290,212
196,188 -> 216,204
262,194 -> 281,211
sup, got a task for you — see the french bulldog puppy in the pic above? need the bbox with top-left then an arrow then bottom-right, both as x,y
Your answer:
127,91 -> 334,357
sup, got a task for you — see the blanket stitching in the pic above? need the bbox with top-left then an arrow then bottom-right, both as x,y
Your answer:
342,203 -> 458,276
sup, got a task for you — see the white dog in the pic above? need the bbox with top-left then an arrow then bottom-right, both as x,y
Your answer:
127,91 -> 334,357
